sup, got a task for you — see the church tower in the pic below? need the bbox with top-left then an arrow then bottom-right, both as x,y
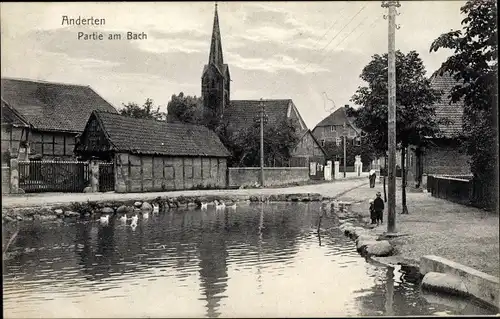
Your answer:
202,4 -> 231,119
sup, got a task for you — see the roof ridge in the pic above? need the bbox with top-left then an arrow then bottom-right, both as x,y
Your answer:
97,110 -> 212,130
231,99 -> 291,102
1,77 -> 90,88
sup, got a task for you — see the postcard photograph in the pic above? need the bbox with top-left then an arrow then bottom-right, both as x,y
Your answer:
1,1 -> 499,318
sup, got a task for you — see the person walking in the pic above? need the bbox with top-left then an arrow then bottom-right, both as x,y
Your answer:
373,191 -> 384,225
369,168 -> 377,188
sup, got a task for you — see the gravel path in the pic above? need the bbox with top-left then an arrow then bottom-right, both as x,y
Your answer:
338,181 -> 500,278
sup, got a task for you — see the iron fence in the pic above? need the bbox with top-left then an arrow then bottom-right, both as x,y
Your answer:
18,160 -> 90,193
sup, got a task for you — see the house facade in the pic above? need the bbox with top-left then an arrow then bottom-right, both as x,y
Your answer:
75,111 -> 231,193
1,100 -> 30,163
312,105 -> 362,148
407,70 -> 471,188
1,78 -> 118,161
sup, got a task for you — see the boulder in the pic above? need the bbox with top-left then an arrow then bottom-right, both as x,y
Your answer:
3,215 -> 16,223
356,234 -> 379,244
134,201 -> 142,208
356,236 -> 379,252
339,222 -> 353,230
101,207 -> 115,214
64,211 -> 80,218
141,202 -> 153,212
350,227 -> 368,239
116,205 -> 128,214
16,215 -> 23,221
421,272 -> 469,297
83,186 -> 92,193
343,225 -> 356,236
54,209 -> 64,216
364,240 -> 394,257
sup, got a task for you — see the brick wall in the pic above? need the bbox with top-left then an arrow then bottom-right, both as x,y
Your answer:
115,152 -> 227,193
423,145 -> 470,175
228,167 -> 309,188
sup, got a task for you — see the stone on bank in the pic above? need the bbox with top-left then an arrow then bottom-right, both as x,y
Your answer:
421,272 -> 469,298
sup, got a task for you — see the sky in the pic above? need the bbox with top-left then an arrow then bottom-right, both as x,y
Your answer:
1,1 -> 466,129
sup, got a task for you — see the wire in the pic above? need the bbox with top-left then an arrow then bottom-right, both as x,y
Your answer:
317,13 -> 376,66
303,5 -> 366,71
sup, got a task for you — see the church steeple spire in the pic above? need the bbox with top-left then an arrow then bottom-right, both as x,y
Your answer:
209,3 -> 224,69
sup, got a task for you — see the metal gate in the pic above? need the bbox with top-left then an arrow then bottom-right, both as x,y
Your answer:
98,163 -> 115,192
18,161 -> 90,193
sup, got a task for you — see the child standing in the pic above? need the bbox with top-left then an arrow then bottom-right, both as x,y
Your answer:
369,199 -> 376,224
374,192 -> 384,225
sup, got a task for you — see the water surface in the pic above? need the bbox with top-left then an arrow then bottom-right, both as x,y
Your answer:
3,202 -> 495,317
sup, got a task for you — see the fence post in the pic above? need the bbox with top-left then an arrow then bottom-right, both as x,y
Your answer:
90,160 -> 99,192
10,158 -> 19,194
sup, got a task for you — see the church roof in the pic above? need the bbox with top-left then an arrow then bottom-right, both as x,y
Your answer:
224,99 -> 307,134
208,4 -> 225,71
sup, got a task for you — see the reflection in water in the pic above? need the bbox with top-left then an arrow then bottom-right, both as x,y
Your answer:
3,202 -> 496,318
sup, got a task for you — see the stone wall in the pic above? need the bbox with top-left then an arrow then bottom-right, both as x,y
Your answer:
115,153 -> 227,193
228,167 -> 309,188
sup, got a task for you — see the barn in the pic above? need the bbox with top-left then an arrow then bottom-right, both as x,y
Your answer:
75,111 -> 231,193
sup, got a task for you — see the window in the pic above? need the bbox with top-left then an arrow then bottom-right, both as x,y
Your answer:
320,139 -> 325,147
330,126 -> 336,132
354,137 -> 361,146
335,137 -> 341,146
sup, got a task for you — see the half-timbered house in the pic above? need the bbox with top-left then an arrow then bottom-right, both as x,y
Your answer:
76,111 -> 231,193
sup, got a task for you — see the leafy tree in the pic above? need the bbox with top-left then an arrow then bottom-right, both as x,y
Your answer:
166,92 -> 204,125
347,50 -> 444,213
430,0 -> 498,210
228,119 -> 301,167
120,98 -> 166,121
167,92 -> 302,168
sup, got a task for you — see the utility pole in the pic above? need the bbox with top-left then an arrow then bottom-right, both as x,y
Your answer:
259,98 -> 266,187
382,0 -> 400,234
343,121 -> 347,178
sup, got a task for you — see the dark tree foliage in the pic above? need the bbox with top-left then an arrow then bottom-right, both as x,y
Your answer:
430,0 -> 498,210
166,93 -> 301,167
347,50 -> 444,213
120,98 -> 166,121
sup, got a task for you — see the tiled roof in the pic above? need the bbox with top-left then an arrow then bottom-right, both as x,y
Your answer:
1,99 -> 29,127
1,78 -> 118,133
429,71 -> 464,138
314,106 -> 360,133
94,111 -> 231,157
224,99 -> 294,131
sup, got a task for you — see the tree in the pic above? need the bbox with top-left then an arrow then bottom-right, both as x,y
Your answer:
120,98 -> 166,121
348,50 -> 444,213
167,93 -> 301,168
229,119 -> 300,167
166,92 -> 205,125
430,0 -> 498,210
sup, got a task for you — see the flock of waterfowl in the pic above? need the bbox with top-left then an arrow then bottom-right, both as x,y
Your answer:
97,200 -> 238,230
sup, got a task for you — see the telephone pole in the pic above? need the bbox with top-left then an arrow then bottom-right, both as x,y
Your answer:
343,121 -> 347,178
382,0 -> 400,234
259,99 -> 266,187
